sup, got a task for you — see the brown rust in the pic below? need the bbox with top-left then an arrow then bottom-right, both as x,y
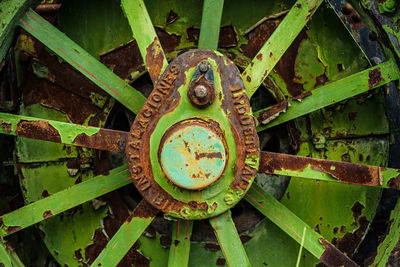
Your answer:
388,175 -> 400,189
130,200 -> 159,220
166,10 -> 179,25
126,50 -> 258,217
42,210 -> 53,219
240,15 -> 310,97
0,123 -> 11,133
368,67 -> 383,88
258,100 -> 289,125
195,152 -> 223,160
319,238 -> 358,267
73,129 -> 127,153
186,26 -> 238,48
260,151 -> 382,186
5,225 -> 22,235
146,37 -> 166,84
15,120 -> 62,143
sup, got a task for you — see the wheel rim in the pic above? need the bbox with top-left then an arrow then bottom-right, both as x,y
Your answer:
1,0 -> 400,266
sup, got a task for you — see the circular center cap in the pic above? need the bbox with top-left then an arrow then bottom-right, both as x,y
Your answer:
159,122 -> 227,190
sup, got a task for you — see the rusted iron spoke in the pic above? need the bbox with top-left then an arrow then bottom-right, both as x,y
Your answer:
198,0 -> 224,50
18,9 -> 146,114
259,151 -> 400,190
255,60 -> 400,131
168,220 -> 193,267
121,0 -> 169,84
209,211 -> 251,267
0,165 -> 130,237
245,183 -> 358,266
0,112 -> 127,153
90,200 -> 159,267
242,0 -> 322,98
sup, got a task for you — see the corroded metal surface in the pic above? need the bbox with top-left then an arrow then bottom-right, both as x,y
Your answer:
159,119 -> 227,190
126,50 -> 259,219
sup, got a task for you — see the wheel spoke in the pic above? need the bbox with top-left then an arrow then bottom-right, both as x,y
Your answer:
121,0 -> 168,84
0,0 -> 40,62
0,112 -> 127,153
90,200 -> 158,267
198,0 -> 224,50
0,240 -> 24,267
168,219 -> 193,267
0,165 -> 130,237
242,0 -> 322,98
256,60 -> 400,131
209,211 -> 251,267
259,151 -> 400,190
18,9 -> 146,114
245,183 -> 357,266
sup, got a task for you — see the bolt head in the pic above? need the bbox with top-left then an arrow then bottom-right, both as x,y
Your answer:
199,62 -> 209,73
194,85 -> 208,99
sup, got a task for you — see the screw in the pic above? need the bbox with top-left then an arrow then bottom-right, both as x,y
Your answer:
199,62 -> 209,73
194,84 -> 208,99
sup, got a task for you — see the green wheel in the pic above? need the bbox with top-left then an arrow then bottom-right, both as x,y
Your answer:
1,0 -> 400,266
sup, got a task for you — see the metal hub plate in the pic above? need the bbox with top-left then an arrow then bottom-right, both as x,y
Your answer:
126,50 -> 260,219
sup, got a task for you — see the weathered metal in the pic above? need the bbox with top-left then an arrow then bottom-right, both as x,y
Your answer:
242,0 -> 323,98
18,9 -> 146,114
209,210 -> 251,267
90,200 -> 159,267
0,112 -> 128,152
121,0 -> 169,84
259,151 -> 400,190
0,165 -> 130,237
126,50 -> 259,219
245,183 -> 358,267
255,60 -> 400,131
0,241 -> 24,267
159,120 -> 227,190
0,0 -> 41,62
187,61 -> 216,108
168,220 -> 193,267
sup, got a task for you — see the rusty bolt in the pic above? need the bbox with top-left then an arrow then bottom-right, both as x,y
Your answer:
194,84 -> 208,99
199,62 -> 209,73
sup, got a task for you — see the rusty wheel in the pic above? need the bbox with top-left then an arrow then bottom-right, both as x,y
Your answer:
1,0 -> 400,266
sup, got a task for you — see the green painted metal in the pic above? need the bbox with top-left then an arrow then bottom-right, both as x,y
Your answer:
242,0 -> 323,98
18,9 -> 146,114
0,240 -> 25,267
121,0 -> 168,84
160,124 -> 226,190
168,220 -> 193,267
0,112 -> 126,152
0,165 -> 129,237
0,0 -> 41,62
371,196 -> 400,265
198,0 -> 224,50
90,201 -> 158,267
255,60 -> 400,132
209,210 -> 251,267
149,57 -> 257,219
245,183 -> 327,260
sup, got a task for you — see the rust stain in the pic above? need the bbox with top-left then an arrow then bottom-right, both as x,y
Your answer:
146,37 -> 166,84
129,200 -> 159,220
258,101 -> 289,124
195,152 -> 223,160
43,210 -> 53,219
166,10 -> 179,25
388,175 -> 400,189
256,53 -> 263,61
368,67 -> 383,88
319,238 -> 358,267
6,225 -> 22,235
16,120 -> 61,143
187,25 -> 238,48
260,151 -> 381,186
73,129 -> 127,153
0,123 -> 11,133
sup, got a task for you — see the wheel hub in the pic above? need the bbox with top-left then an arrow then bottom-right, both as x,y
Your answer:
159,119 -> 227,190
126,50 -> 260,219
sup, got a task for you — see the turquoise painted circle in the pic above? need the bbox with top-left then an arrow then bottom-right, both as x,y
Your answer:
160,125 -> 227,190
